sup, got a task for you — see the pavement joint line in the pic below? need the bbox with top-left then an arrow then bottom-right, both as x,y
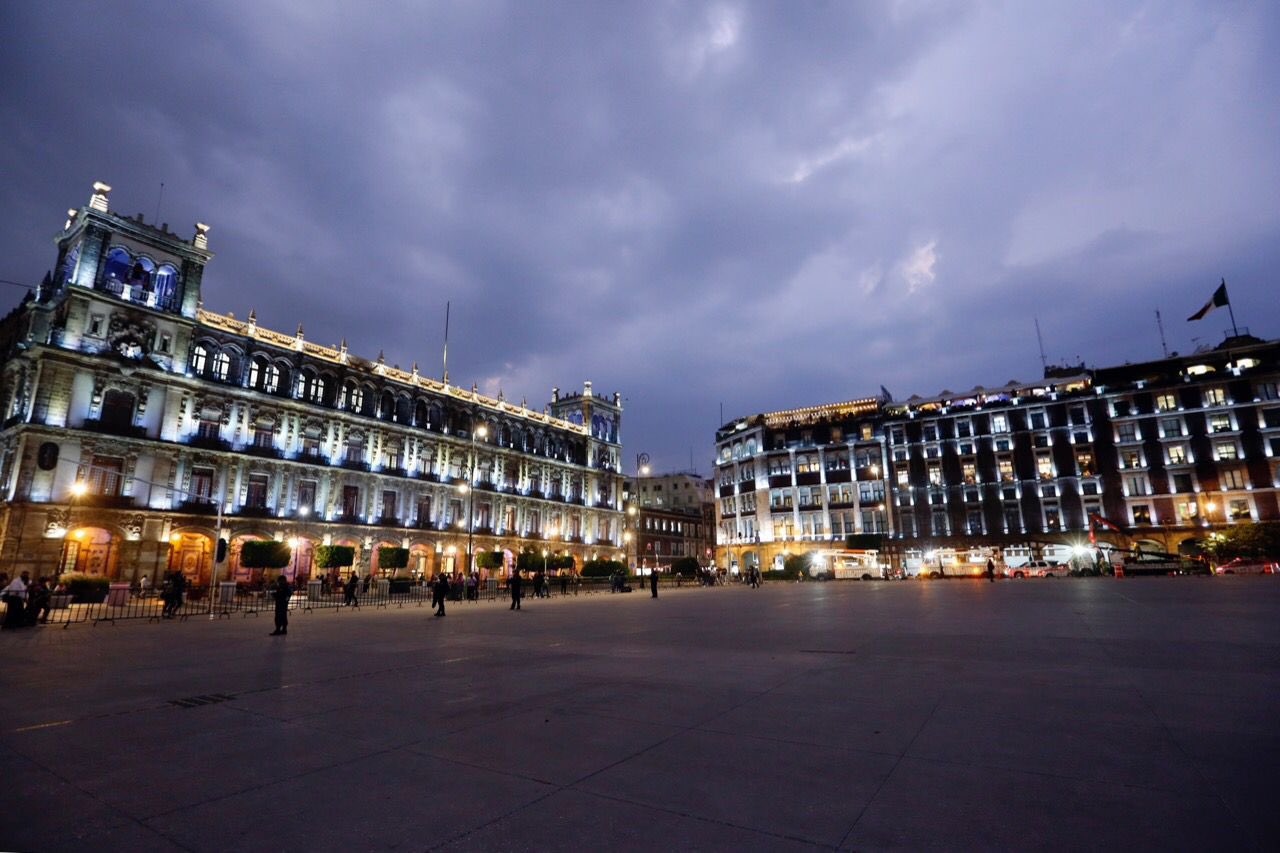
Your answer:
139,740 -> 407,822
4,732 -> 202,852
559,787 -> 836,850
838,695 -> 943,849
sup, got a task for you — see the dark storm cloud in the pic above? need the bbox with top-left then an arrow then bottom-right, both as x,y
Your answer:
3,1 -> 1278,470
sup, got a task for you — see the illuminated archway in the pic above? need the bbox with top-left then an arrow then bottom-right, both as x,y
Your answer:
61,527 -> 117,578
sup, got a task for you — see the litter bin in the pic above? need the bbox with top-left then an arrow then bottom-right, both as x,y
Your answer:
217,580 -> 237,604
373,577 -> 390,601
307,578 -> 323,601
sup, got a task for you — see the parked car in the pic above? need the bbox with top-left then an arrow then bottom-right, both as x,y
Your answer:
1213,558 -> 1278,575
1008,560 -> 1061,579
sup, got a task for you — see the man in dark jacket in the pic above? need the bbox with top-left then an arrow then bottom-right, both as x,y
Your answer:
509,570 -> 522,610
270,574 -> 292,635
434,572 -> 449,616
344,573 -> 359,607
650,569 -> 658,598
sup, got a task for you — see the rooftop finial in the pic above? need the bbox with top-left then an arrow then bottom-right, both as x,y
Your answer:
89,181 -> 111,212
193,222 -> 210,250
295,322 -> 304,337
247,308 -> 257,323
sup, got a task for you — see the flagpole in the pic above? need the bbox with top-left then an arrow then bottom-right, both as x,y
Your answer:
1222,279 -> 1239,337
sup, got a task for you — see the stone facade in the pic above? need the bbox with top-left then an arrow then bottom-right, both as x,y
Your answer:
0,183 -> 625,584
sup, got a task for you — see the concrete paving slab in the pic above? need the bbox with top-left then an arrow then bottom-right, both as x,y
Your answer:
1,579 -> 1276,850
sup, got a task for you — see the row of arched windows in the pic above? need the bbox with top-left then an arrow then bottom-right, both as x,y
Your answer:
187,340 -> 589,463
99,246 -> 180,309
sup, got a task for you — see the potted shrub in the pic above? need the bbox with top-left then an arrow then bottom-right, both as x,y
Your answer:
59,572 -> 110,603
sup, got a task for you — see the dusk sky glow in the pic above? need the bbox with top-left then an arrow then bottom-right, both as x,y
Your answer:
3,1 -> 1278,471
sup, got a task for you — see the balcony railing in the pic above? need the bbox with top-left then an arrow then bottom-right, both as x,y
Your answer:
78,493 -> 136,509
381,466 -> 408,479
244,444 -> 283,459
376,516 -> 402,528
81,418 -> 148,439
340,458 -> 370,472
296,449 -> 326,464
236,505 -> 275,518
178,499 -> 217,515
188,434 -> 231,452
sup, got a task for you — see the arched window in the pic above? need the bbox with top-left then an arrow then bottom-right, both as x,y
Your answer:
153,264 -> 178,308
129,256 -> 155,287
248,359 -> 261,389
60,242 -> 81,284
379,391 -> 395,420
309,375 -> 326,404
395,396 -> 411,423
264,364 -> 280,394
344,383 -> 363,411
212,352 -> 230,381
191,345 -> 208,375
102,247 -> 131,283
415,400 -> 429,427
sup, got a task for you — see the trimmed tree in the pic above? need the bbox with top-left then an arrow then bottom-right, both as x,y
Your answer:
314,545 -> 356,571
553,554 -> 575,572
670,556 -> 700,577
476,550 -> 504,571
377,546 -> 409,576
516,550 -> 543,573
582,559 -> 625,577
239,540 -> 292,571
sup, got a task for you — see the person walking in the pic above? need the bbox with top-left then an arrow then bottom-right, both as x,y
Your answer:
139,574 -> 151,598
509,570 -> 523,611
650,568 -> 658,599
985,557 -> 996,583
2,571 -> 30,630
25,576 -> 52,625
344,572 -> 359,607
162,570 -> 186,619
433,572 -> 450,617
270,573 -> 292,635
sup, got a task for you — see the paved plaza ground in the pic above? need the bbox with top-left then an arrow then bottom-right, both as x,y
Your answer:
1,577 -> 1277,851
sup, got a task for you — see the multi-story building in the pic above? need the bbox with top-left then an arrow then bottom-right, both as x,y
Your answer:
625,471 -> 712,511
715,336 -> 1280,574
622,473 -> 715,571
0,182 -> 626,584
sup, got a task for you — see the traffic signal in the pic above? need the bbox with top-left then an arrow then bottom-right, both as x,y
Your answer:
215,538 -> 228,563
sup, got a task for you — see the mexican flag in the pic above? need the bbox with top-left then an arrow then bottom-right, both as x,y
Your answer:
1187,280 -> 1229,321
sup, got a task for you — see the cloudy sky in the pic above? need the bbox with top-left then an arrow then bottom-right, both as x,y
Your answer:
3,1 -> 1278,471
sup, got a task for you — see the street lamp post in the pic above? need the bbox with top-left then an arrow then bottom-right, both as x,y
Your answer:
463,424 -> 489,581
58,481 -> 88,573
631,452 -> 650,578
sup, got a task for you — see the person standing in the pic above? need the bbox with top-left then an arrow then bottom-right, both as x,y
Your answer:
139,574 -> 151,597
2,571 -> 30,630
270,573 -> 292,635
650,568 -> 658,599
509,570 -> 523,611
985,557 -> 996,583
344,572 -> 359,607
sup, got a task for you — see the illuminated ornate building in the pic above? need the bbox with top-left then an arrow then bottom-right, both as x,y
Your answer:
0,183 -> 626,584
715,337 -> 1280,574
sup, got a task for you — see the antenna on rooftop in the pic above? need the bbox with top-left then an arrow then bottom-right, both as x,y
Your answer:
153,181 -> 165,225
1034,317 -> 1048,372
1155,309 -> 1170,358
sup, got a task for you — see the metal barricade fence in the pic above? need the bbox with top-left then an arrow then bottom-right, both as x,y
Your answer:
20,572 -> 700,629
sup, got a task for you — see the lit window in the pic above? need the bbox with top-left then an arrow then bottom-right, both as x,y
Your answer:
211,352 -> 230,381
1215,441 -> 1238,461
1203,387 -> 1226,407
191,345 -> 207,374
1155,393 -> 1178,412
1167,445 -> 1187,465
1036,454 -> 1054,480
